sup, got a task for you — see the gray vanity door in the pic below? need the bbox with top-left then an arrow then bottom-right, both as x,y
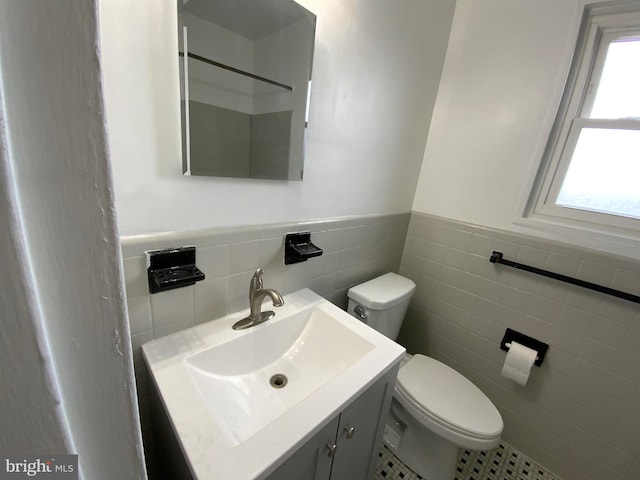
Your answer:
266,364 -> 398,480
330,367 -> 397,480
267,415 -> 340,480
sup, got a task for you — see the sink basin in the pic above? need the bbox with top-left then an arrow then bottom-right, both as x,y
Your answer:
184,302 -> 375,445
142,288 -> 404,480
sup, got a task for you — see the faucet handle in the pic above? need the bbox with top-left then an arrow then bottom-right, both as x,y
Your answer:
251,268 -> 264,292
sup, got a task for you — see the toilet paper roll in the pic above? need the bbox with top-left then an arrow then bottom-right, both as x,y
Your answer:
501,341 -> 537,386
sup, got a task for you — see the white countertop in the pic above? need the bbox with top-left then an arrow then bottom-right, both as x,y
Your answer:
142,288 -> 404,480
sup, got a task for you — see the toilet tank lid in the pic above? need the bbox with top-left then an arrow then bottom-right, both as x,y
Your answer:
347,273 -> 416,310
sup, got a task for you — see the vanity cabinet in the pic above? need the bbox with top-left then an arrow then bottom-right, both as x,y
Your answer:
144,289 -> 406,480
267,364 -> 399,480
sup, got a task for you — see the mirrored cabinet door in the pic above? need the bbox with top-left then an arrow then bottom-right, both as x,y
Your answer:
177,0 -> 316,181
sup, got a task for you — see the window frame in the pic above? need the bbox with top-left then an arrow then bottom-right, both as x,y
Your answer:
526,3 -> 640,237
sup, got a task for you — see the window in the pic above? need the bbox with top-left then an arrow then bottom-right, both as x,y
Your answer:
528,3 -> 640,236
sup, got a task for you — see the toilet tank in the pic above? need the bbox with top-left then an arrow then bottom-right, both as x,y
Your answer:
347,273 -> 416,340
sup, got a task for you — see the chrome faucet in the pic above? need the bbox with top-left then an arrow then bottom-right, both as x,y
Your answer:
232,268 -> 284,330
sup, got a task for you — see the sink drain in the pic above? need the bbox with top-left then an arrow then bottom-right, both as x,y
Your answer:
270,374 -> 288,389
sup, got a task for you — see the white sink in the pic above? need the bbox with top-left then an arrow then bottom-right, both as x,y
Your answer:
184,302 -> 375,445
143,288 -> 404,480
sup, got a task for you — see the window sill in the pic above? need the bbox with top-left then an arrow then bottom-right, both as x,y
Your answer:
513,215 -> 640,262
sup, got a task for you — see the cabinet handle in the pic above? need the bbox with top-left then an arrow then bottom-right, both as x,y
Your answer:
344,426 -> 355,439
326,443 -> 337,458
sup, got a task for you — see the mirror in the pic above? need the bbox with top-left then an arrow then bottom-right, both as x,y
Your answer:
177,0 -> 316,180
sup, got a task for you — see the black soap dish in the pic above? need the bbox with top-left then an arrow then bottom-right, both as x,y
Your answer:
146,246 -> 205,294
284,232 -> 323,265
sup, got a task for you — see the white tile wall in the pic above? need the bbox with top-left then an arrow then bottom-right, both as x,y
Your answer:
397,212 -> 640,480
120,213 -> 409,478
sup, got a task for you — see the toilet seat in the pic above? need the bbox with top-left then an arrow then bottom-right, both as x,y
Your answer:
395,354 -> 503,450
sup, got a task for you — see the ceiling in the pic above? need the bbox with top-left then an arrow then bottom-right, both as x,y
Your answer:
183,0 -> 312,40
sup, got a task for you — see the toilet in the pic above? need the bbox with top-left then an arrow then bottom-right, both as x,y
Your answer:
347,273 -> 503,480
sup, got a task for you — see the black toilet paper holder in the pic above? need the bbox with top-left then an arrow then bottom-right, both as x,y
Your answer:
500,328 -> 548,367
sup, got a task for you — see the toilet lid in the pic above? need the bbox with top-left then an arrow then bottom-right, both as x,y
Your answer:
396,355 -> 502,439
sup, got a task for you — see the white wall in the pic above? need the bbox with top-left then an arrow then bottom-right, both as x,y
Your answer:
0,85 -> 69,458
253,19 -> 313,179
413,0 -> 585,230
184,12 -> 256,113
100,0 -> 456,237
0,1 -> 145,478
407,3 -> 640,477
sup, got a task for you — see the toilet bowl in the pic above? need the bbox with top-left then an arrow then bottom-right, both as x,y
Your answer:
347,273 -> 503,480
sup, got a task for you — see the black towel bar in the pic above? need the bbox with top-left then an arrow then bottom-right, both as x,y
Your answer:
489,251 -> 640,305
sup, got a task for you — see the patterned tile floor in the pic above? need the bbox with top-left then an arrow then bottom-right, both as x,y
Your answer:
375,441 -> 562,480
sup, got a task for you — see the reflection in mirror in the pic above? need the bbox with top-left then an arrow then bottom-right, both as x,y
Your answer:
177,0 -> 316,180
